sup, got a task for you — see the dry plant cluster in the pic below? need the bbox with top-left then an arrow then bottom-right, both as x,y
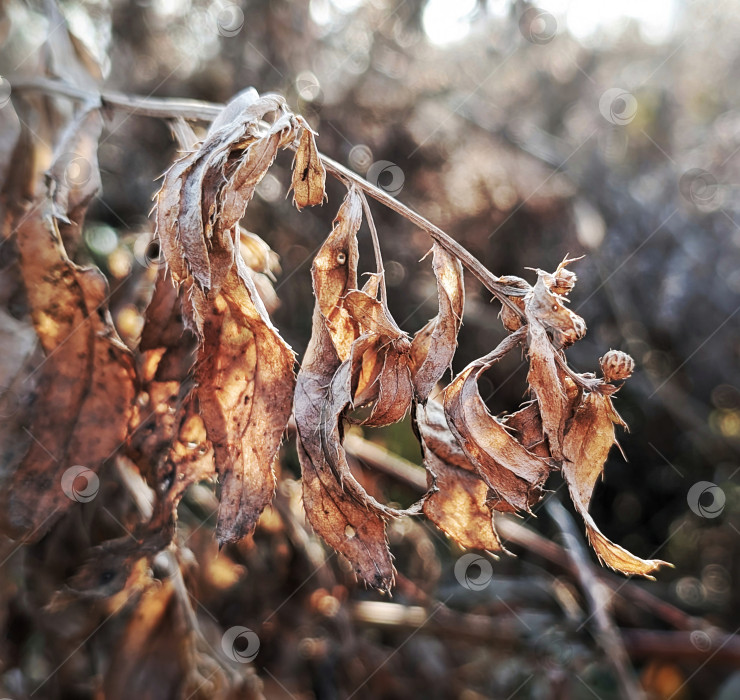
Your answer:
2,86 -> 671,596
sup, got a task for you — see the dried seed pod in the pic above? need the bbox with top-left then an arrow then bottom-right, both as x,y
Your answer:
550,255 -> 582,295
600,350 -> 635,382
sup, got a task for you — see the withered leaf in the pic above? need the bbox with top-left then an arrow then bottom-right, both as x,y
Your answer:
130,270 -> 214,536
443,329 -> 552,514
295,307 -> 394,591
194,261 -> 295,544
342,290 -> 414,426
416,402 -> 504,552
320,351 -> 421,518
155,91 -> 298,290
410,244 -> 465,400
502,401 -> 549,458
524,270 -> 586,460
561,388 -> 670,578
562,390 -> 625,511
2,204 -> 136,540
291,121 -> 326,209
312,186 -> 362,360
571,483 -> 672,579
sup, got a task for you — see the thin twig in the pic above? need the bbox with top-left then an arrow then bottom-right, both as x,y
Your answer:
11,78 -> 527,318
358,190 -> 387,307
545,498 -> 644,700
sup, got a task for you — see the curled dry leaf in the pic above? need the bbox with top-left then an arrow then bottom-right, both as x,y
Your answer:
193,262 -> 295,545
2,204 -> 136,540
312,186 -> 362,361
129,271 -> 198,480
291,119 -> 326,209
502,401 -> 549,459
343,289 -> 414,426
524,268 -> 586,460
561,368 -> 670,578
295,190 -> 397,590
320,348 -> 421,519
416,401 -> 504,552
296,308 -> 394,591
155,90 -> 298,291
129,270 -> 214,537
410,244 -> 465,400
444,328 -> 552,514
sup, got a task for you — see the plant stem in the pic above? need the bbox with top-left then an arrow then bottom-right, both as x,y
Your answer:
11,78 -> 526,317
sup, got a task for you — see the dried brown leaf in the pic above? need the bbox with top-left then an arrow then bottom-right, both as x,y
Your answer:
524,271 -> 586,460
194,262 -> 295,544
416,402 -> 504,552
561,387 -> 670,577
341,290 -> 414,425
311,186 -> 362,360
295,308 -> 394,591
502,401 -> 550,458
2,205 -> 136,540
291,121 -> 326,209
320,350 -> 421,517
443,329 -> 551,513
155,91 -> 297,290
410,244 -> 464,400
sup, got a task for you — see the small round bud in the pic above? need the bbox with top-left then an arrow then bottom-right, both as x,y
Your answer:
600,350 -> 635,382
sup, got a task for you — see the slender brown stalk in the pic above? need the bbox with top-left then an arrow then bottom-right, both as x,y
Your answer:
11,77 -> 526,317
546,498 -> 644,700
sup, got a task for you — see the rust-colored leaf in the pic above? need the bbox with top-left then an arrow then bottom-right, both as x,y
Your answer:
155,90 -> 298,290
2,204 -> 136,540
524,269 -> 586,460
343,289 -> 414,426
443,329 -> 552,513
410,244 -> 465,400
417,401 -> 505,552
312,186 -> 362,361
502,401 -> 550,458
291,121 -> 326,209
194,261 -> 295,544
320,350 -> 422,518
561,377 -> 670,578
295,307 -> 394,591
129,271 -> 214,536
